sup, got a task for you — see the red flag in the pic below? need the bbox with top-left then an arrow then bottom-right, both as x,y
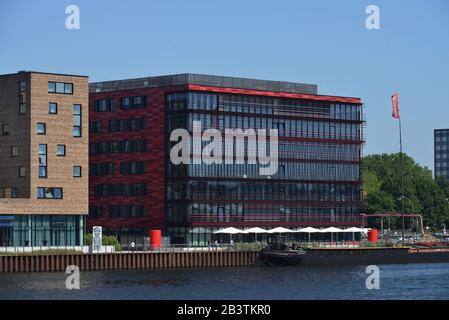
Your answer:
391,93 -> 400,119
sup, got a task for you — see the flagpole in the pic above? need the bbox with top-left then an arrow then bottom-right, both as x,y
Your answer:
399,116 -> 405,246
392,93 -> 405,246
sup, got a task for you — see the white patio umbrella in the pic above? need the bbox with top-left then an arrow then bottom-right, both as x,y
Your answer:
295,227 -> 320,242
267,227 -> 293,243
318,227 -> 344,243
213,227 -> 247,234
267,227 -> 293,233
342,227 -> 364,241
245,227 -> 269,242
213,227 -> 248,243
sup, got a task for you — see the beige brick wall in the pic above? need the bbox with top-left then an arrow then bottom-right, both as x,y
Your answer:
0,72 -> 88,216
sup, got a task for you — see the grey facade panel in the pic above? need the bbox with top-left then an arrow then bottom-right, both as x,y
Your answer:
89,73 -> 318,95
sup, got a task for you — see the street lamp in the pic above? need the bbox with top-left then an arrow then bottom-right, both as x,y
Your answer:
397,196 -> 415,243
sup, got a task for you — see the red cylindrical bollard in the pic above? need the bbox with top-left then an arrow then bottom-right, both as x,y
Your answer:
368,229 -> 378,243
150,230 -> 161,250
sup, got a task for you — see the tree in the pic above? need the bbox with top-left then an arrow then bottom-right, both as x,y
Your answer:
363,153 -> 449,228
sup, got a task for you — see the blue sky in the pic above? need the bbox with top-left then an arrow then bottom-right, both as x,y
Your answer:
1,0 -> 448,170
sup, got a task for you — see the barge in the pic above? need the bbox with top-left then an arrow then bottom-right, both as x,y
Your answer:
259,246 -> 449,266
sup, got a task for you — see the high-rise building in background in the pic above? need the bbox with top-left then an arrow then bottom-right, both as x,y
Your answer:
0,71 -> 88,246
434,129 -> 449,178
88,74 -> 364,246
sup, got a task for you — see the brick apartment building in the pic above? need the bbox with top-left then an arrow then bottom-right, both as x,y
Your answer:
0,71 -> 88,246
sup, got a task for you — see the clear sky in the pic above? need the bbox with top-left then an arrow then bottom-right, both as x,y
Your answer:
1,0 -> 448,170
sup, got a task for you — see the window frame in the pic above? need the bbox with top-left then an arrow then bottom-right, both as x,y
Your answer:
36,123 -> 46,135
56,144 -> 66,157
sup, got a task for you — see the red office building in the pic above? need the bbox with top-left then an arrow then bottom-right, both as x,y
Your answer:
88,74 -> 364,245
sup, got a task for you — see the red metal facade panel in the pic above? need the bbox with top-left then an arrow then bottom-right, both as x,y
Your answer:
187,84 -> 362,104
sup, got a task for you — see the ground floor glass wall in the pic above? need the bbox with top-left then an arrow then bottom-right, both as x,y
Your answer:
0,215 -> 85,247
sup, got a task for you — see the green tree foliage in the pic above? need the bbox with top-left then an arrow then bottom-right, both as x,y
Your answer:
363,153 -> 449,228
85,234 -> 122,251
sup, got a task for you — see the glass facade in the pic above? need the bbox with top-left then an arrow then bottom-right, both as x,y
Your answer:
166,91 -> 364,244
434,129 -> 449,178
0,215 -> 85,247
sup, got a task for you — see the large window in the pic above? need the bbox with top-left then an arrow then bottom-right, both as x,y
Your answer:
89,140 -> 147,155
94,183 -> 147,197
94,99 -> 114,112
109,205 -> 145,218
19,81 -> 27,114
38,144 -> 47,178
120,161 -> 145,175
109,117 -> 145,132
120,96 -> 146,110
37,187 -> 63,199
48,82 -> 73,94
73,104 -> 82,137
89,162 -> 115,176
89,121 -> 102,133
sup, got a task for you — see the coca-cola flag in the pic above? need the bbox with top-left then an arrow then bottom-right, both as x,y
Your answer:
391,93 -> 400,119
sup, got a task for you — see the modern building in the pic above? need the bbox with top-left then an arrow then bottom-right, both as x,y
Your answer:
88,74 -> 364,246
0,71 -> 88,246
434,129 -> 449,178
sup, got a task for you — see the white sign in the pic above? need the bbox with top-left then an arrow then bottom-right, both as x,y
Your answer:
92,226 -> 102,253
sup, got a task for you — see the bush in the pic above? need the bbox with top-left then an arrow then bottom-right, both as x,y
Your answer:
85,233 -> 121,251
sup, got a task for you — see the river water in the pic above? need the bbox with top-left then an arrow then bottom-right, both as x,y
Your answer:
1,263 -> 449,300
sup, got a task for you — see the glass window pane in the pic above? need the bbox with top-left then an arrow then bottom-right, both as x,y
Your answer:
56,82 -> 64,93
48,82 -> 56,93
64,83 -> 73,94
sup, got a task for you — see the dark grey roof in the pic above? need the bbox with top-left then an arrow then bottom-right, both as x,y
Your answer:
0,71 -> 88,78
89,73 -> 317,94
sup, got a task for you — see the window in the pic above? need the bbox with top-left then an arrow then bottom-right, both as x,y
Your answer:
36,123 -> 46,135
89,162 -> 115,176
94,99 -> 114,112
38,144 -> 47,178
2,124 -> 9,136
49,102 -> 57,114
89,140 -> 147,155
48,82 -> 73,94
73,166 -> 82,177
73,104 -> 82,137
11,188 -> 17,198
19,81 -> 26,92
89,206 -> 103,218
120,161 -> 145,175
19,166 -> 26,178
19,104 -> 26,114
57,144 -> 66,156
89,121 -> 102,133
48,82 -> 56,93
64,83 -> 73,94
120,96 -> 146,110
37,187 -> 63,199
11,145 -> 18,157
109,117 -> 145,132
